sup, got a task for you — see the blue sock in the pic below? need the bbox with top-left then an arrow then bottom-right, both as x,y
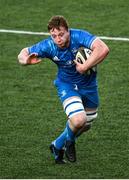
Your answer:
66,121 -> 75,142
54,127 -> 68,150
54,121 -> 75,150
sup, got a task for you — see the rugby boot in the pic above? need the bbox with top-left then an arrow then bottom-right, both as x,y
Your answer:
65,140 -> 76,162
50,143 -> 66,164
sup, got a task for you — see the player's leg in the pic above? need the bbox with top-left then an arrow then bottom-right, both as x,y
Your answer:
75,108 -> 98,137
75,87 -> 99,137
63,96 -> 87,162
51,96 -> 87,163
50,80 -> 83,163
63,90 -> 99,162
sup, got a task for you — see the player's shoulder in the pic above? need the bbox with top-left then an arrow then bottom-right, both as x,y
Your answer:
39,37 -> 53,46
70,28 -> 92,38
70,28 -> 82,35
38,37 -> 56,51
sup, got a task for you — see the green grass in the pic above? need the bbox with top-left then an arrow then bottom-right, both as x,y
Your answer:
0,0 -> 129,179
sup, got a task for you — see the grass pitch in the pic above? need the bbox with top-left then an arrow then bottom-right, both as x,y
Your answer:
0,0 -> 129,178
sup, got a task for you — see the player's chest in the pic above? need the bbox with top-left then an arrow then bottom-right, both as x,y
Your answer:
52,46 -> 78,63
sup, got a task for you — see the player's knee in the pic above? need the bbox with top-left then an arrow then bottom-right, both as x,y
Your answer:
63,96 -> 87,128
77,111 -> 98,135
70,112 -> 87,129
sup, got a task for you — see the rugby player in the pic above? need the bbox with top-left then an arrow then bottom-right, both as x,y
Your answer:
18,15 -> 109,164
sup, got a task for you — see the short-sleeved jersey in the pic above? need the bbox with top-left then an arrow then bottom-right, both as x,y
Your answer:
28,28 -> 97,88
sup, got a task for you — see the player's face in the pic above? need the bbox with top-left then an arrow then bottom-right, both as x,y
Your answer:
50,27 -> 70,48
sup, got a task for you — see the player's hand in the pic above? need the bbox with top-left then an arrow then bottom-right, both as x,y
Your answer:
74,60 -> 87,74
26,53 -> 42,65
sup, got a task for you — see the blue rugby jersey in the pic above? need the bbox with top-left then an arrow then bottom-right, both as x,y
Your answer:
28,28 -> 97,87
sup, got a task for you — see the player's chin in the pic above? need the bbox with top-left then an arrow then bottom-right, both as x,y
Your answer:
57,43 -> 65,48
58,44 -> 64,48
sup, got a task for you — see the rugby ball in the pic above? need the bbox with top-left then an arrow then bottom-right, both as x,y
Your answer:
76,47 -> 92,64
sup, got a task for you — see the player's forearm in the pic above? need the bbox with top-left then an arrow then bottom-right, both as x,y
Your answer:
18,48 -> 29,65
82,39 -> 109,71
84,45 -> 109,70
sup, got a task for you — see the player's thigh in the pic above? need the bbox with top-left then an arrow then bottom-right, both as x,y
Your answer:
82,89 -> 99,124
54,78 -> 79,103
63,96 -> 87,129
54,79 -> 86,125
82,90 -> 99,110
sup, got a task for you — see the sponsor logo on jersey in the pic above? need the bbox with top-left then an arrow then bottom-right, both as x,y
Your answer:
61,90 -> 67,97
71,48 -> 78,54
53,56 -> 60,61
66,60 -> 74,65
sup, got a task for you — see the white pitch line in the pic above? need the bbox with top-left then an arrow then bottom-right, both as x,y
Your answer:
99,36 -> 129,42
0,29 -> 129,42
0,29 -> 50,36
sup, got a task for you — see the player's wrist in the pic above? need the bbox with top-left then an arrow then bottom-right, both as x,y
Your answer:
83,62 -> 90,72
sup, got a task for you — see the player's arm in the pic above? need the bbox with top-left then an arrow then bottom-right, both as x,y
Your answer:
18,48 -> 41,65
74,38 -> 109,74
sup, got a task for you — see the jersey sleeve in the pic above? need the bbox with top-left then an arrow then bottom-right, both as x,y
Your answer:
75,30 -> 97,49
28,39 -> 52,58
